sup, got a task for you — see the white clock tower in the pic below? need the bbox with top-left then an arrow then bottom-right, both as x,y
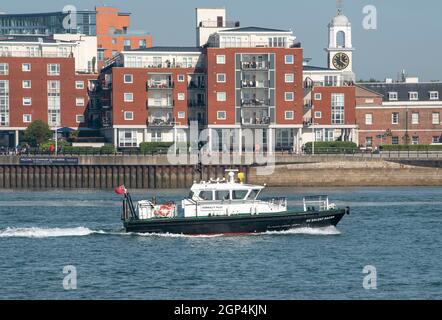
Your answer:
326,7 -> 354,75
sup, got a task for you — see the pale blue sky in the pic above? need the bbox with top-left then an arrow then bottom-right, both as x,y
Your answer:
2,0 -> 441,81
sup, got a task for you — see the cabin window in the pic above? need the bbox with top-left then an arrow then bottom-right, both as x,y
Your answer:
215,191 -> 230,201
232,190 -> 249,200
248,189 -> 261,200
200,191 -> 213,201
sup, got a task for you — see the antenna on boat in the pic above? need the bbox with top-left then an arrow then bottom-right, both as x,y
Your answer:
225,169 -> 239,184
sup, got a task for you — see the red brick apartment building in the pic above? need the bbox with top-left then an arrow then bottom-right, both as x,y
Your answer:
0,56 -> 97,147
357,80 -> 442,148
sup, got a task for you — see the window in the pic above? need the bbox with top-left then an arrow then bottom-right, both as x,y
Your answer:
392,136 -> 399,145
365,113 -> 373,125
216,55 -> 226,64
217,73 -> 226,83
124,39 -> 131,50
285,111 -> 294,120
178,93 -> 185,101
22,80 -> 31,89
314,111 -> 322,119
217,92 -> 226,102
0,63 -> 8,75
139,39 -> 147,48
124,74 -> 133,84
285,55 -> 294,64
411,112 -> 419,125
75,81 -> 84,89
412,136 -> 419,145
217,111 -> 226,120
119,130 -> 138,147
124,111 -> 134,120
112,50 -> 118,57
23,114 -> 32,123
314,93 -> 322,100
177,75 -> 185,82
389,92 -> 398,101
409,92 -> 418,101
365,137 -> 373,147
392,113 -> 399,124
285,73 -> 294,83
178,111 -> 185,119
325,76 -> 338,86
23,97 -> 32,106
432,112 -> 440,125
22,63 -> 31,72
152,131 -> 162,143
432,136 -> 441,144
97,50 -> 105,61
76,98 -> 85,106
124,93 -> 134,102
430,91 -> 439,100
331,93 -> 345,124
76,115 -> 85,123
112,38 -> 117,45
47,64 -> 60,76
285,92 -> 294,101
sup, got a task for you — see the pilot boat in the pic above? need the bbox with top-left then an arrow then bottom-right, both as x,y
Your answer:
117,170 -> 350,235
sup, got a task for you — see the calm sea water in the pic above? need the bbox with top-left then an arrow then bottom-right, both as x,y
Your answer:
0,187 -> 441,300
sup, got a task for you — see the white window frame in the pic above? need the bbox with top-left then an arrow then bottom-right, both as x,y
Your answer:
430,91 -> 439,100
0,63 -> 8,75
177,74 -> 185,82
22,80 -> 32,89
409,92 -> 419,101
75,81 -> 85,89
217,92 -> 226,102
285,55 -> 294,64
365,113 -> 373,125
412,136 -> 419,145
285,92 -> 294,101
314,93 -> 322,100
76,97 -> 85,107
177,111 -> 186,119
23,114 -> 32,123
217,111 -> 227,120
124,93 -> 134,102
47,64 -> 60,76
124,111 -> 134,121
314,111 -> 322,119
389,92 -> 398,101
123,74 -> 133,84
217,73 -> 226,83
284,111 -> 294,120
432,112 -> 440,125
76,114 -> 85,123
23,97 -> 32,106
22,63 -> 31,72
392,112 -> 399,125
216,55 -> 226,64
411,112 -> 419,125
178,93 -> 185,101
285,73 -> 294,83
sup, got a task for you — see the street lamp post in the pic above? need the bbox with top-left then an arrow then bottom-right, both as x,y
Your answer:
54,125 -> 58,157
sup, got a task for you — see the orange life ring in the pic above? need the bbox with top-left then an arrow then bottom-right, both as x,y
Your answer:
155,204 -> 173,217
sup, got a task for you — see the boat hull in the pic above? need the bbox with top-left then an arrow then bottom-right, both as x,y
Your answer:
124,208 -> 349,235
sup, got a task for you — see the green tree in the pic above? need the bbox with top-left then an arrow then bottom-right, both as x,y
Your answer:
24,120 -> 52,147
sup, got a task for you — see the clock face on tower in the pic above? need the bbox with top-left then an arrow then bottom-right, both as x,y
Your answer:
332,52 -> 350,70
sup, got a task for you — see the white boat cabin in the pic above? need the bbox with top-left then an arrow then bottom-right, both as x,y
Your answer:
182,172 -> 287,218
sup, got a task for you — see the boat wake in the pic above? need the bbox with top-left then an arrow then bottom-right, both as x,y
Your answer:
0,227 -> 105,238
264,226 -> 341,236
0,226 -> 340,239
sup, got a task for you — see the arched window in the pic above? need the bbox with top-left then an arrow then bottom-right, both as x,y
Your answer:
336,31 -> 346,48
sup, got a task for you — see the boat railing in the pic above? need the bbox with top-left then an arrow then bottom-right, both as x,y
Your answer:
303,195 -> 330,212
260,197 -> 287,207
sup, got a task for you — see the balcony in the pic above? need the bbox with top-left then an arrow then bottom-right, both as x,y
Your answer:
147,80 -> 174,90
241,98 -> 270,108
147,117 -> 176,127
148,100 -> 174,109
241,61 -> 269,71
241,80 -> 269,89
188,100 -> 206,108
241,116 -> 271,127
188,81 -> 206,90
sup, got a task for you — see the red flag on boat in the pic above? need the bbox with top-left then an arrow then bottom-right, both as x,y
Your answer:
114,185 -> 126,195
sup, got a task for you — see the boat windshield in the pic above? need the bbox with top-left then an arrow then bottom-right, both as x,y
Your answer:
249,189 -> 261,200
232,190 -> 248,200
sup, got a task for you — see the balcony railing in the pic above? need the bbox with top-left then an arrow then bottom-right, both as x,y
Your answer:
241,61 -> 269,70
198,20 -> 240,28
241,80 -> 269,88
188,82 -> 206,89
0,51 -> 74,58
241,99 -> 270,107
242,116 -> 271,126
188,100 -> 206,108
148,101 -> 174,108
147,118 -> 176,127
147,81 -> 174,90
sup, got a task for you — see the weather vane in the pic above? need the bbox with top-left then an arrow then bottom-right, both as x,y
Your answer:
337,0 -> 344,15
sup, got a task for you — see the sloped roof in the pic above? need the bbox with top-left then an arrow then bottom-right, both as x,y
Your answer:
221,26 -> 290,33
358,82 -> 442,102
